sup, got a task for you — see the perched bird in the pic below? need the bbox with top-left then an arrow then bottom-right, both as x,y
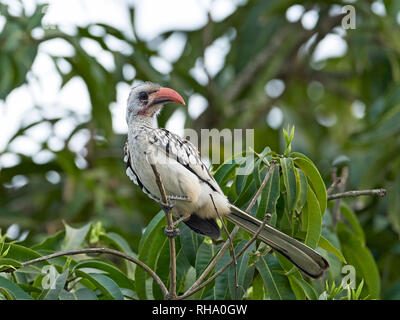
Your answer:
124,82 -> 329,279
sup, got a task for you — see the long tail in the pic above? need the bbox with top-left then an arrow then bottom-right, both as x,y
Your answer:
226,205 -> 329,279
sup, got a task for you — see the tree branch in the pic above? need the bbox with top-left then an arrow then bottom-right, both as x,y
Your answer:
247,161 -> 277,210
149,163 -> 177,300
327,168 -> 341,195
328,188 -> 387,201
1,247 -> 168,297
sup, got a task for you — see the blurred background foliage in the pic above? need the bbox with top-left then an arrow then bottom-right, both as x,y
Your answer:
0,0 -> 399,299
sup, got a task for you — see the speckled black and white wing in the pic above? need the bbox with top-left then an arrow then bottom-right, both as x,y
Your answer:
123,141 -> 161,203
150,128 -> 224,195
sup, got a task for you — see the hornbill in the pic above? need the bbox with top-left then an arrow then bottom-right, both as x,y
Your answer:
123,82 -> 329,279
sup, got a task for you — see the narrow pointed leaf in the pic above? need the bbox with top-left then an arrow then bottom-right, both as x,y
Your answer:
318,236 -> 347,264
256,164 -> 280,220
0,276 -> 33,300
292,152 -> 327,216
303,185 -> 322,249
255,254 -> 295,300
280,157 -> 297,212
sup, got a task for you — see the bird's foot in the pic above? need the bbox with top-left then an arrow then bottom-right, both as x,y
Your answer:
164,226 -> 180,238
161,202 -> 175,213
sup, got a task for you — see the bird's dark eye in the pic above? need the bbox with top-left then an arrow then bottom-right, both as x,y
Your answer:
138,91 -> 148,101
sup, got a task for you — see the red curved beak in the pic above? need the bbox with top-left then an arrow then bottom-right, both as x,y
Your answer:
152,87 -> 185,106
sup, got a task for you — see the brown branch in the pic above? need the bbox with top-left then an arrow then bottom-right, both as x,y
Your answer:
150,163 -> 168,204
327,168 -> 341,195
149,163 -> 177,300
247,161 -> 277,210
328,188 -> 387,201
1,247 -> 168,297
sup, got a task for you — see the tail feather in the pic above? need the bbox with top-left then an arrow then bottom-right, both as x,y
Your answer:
226,205 -> 329,279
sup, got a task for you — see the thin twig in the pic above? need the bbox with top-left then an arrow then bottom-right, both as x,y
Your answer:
326,181 -> 339,196
1,247 -> 168,297
327,168 -> 340,195
150,163 -> 168,204
149,163 -> 177,300
328,188 -> 387,201
210,194 -> 238,300
246,162 -> 277,211
180,163 -> 276,299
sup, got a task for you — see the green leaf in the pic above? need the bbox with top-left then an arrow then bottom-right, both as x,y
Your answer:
73,260 -> 134,290
195,242 -> 216,278
337,223 -> 381,299
303,185 -> 322,249
318,236 -> 347,264
3,244 -> 46,270
291,276 -> 318,300
100,232 -> 138,278
256,164 -> 280,220
255,254 -> 295,300
280,157 -> 297,212
251,273 -> 265,300
152,238 -> 172,300
61,222 -> 91,250
235,166 -> 250,196
292,152 -> 327,216
252,158 -> 263,189
179,223 -> 204,268
75,270 -> 124,300
276,254 -> 306,300
40,270 -> 69,300
388,175 -> 400,237
227,240 -> 255,299
0,258 -> 23,272
213,157 -> 240,184
0,275 -> 33,300
102,232 -> 136,257
283,125 -> 295,156
213,250 -> 232,299
89,221 -> 106,244
138,211 -> 164,252
294,168 -> 308,213
32,231 -> 65,251
339,203 -> 365,243
135,211 -> 167,300
75,287 -> 98,300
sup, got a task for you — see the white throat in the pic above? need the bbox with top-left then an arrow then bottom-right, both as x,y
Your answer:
129,114 -> 157,128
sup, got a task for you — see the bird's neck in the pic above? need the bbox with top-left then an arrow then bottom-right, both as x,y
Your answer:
129,115 -> 156,128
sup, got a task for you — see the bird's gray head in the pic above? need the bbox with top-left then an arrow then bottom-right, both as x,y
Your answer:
126,81 -> 185,123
